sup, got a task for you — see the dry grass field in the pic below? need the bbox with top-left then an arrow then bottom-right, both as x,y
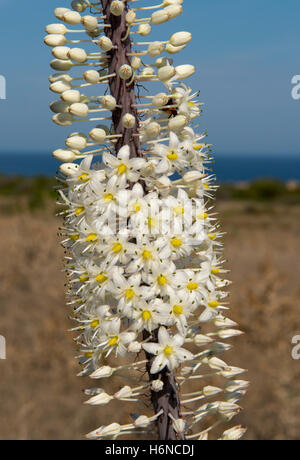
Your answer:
0,191 -> 300,440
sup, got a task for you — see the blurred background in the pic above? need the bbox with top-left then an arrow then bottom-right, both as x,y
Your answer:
0,0 -> 300,440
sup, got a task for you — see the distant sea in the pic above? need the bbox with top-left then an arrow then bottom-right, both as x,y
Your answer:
0,153 -> 300,183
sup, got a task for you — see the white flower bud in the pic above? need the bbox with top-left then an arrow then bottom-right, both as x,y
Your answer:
126,10 -> 136,24
140,67 -> 155,77
164,5 -> 183,19
52,46 -> 70,60
45,24 -> 67,35
151,380 -> 164,392
134,416 -> 151,428
172,418 -> 185,434
44,34 -> 67,47
145,122 -> 161,138
69,102 -> 89,117
218,329 -> 244,339
102,95 -> 117,110
83,70 -> 100,84
90,366 -> 115,379
165,43 -> 186,54
50,80 -> 72,94
214,316 -> 238,328
225,380 -> 250,393
66,134 -> 87,150
207,357 -> 228,370
54,8 -> 70,20
49,73 -> 72,83
194,334 -> 214,346
94,423 -> 121,438
81,15 -> 98,31
203,386 -> 223,397
218,402 -> 240,417
170,32 -> 192,47
68,47 -> 88,63
71,1 -> 88,12
157,65 -> 176,81
110,1 -> 124,16
168,115 -> 188,131
155,57 -> 173,68
151,10 -> 169,25
50,59 -> 73,71
131,56 -> 141,70
122,113 -> 136,129
152,92 -> 169,107
128,341 -> 142,353
61,89 -> 81,103
59,162 -> 80,176
221,426 -> 247,441
97,36 -> 113,51
50,100 -> 70,114
89,128 -> 106,143
63,11 -> 82,25
53,149 -> 78,162
118,64 -> 133,80
219,366 -> 245,378
86,392 -> 114,406
138,24 -> 152,36
53,113 -> 74,126
163,0 -> 183,5
175,64 -> 195,79
147,42 -> 164,57
114,386 -> 132,400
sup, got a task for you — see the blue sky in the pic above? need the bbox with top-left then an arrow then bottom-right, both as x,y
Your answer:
0,0 -> 300,156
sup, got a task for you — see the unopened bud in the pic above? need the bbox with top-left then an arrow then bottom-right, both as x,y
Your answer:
90,366 -> 115,379
84,69 -> 100,84
68,47 -> 87,63
158,65 -> 176,81
110,0 -> 124,16
151,380 -> 164,392
81,15 -> 98,31
97,36 -> 113,51
89,128 -> 106,143
138,24 -> 152,36
54,8 -> 70,20
102,95 -> 117,110
53,149 -> 78,162
148,42 -> 164,58
66,134 -> 87,150
44,34 -> 67,47
62,89 -> 81,103
118,64 -> 133,80
69,102 -> 89,117
46,24 -> 67,35
168,115 -> 188,131
170,31 -> 192,47
53,113 -> 73,126
63,11 -> 82,25
122,113 -> 136,129
175,64 -> 195,79
50,59 -> 73,71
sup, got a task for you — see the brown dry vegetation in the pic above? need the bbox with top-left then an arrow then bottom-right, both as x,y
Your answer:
0,198 -> 300,440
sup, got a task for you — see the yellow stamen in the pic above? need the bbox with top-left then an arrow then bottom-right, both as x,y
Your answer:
208,300 -> 220,308
78,173 -> 90,182
142,311 -> 151,321
104,193 -> 114,202
96,273 -> 108,284
125,289 -> 135,300
117,164 -> 127,175
187,282 -> 198,291
86,233 -> 98,243
197,212 -> 208,220
174,206 -> 184,215
204,183 -> 210,189
158,275 -> 167,286
85,352 -> 93,358
173,305 -> 183,315
70,234 -> 79,242
164,346 -> 173,356
90,320 -> 99,328
75,207 -> 85,215
79,273 -> 89,283
171,238 -> 182,248
142,250 -> 152,260
108,336 -> 118,347
208,234 -> 217,240
193,143 -> 203,150
134,203 -> 141,212
167,151 -> 178,161
113,243 -> 123,253
211,268 -> 220,274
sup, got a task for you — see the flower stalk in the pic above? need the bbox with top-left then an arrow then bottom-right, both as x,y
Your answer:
45,0 -> 248,441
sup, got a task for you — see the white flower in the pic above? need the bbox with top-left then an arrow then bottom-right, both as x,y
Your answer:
101,318 -> 136,357
109,271 -> 145,317
143,327 -> 193,374
103,145 -> 146,186
131,299 -> 169,333
150,132 -> 188,174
